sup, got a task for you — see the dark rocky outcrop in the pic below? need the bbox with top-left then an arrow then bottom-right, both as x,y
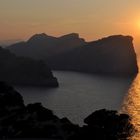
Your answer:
0,82 -> 24,117
0,82 -> 78,139
7,34 -> 138,76
0,47 -> 58,87
69,109 -> 134,140
0,82 -> 135,139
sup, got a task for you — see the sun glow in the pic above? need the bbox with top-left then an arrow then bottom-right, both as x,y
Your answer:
136,20 -> 140,30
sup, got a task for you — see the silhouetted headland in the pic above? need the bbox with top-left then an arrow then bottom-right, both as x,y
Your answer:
0,47 -> 58,87
7,33 -> 138,77
7,33 -> 85,59
0,82 -> 135,139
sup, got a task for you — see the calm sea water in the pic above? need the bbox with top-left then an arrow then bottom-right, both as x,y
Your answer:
121,73 -> 140,140
16,71 -> 133,125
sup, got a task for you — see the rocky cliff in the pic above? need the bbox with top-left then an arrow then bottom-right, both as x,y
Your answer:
49,35 -> 138,76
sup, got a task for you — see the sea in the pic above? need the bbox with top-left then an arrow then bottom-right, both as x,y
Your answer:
15,71 -> 140,140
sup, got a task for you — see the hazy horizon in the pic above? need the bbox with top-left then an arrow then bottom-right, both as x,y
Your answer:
0,0 -> 140,53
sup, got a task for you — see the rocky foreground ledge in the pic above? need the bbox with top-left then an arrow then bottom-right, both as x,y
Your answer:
0,82 -> 134,139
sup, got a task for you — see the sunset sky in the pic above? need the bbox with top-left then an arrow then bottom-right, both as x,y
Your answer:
0,0 -> 140,52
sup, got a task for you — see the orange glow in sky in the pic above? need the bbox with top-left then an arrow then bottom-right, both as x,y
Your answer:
0,0 -> 140,54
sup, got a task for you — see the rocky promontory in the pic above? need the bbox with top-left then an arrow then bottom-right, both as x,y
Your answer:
0,47 -> 58,87
50,35 -> 138,76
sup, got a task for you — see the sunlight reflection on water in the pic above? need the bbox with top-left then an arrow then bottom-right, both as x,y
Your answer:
121,74 -> 140,140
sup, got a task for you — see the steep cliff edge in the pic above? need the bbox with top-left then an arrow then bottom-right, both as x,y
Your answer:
49,35 -> 138,76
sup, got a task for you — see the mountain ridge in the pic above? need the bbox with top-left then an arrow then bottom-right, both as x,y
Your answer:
7,33 -> 85,59
7,33 -> 138,76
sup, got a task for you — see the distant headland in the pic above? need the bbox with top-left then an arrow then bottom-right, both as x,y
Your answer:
7,33 -> 138,76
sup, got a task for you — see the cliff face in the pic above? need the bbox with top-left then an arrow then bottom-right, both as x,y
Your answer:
49,35 -> 138,76
0,47 -> 58,87
7,34 -> 138,76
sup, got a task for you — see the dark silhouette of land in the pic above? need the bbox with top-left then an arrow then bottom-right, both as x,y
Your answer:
7,33 -> 138,76
0,47 -> 58,87
0,82 -> 134,139
7,33 -> 85,59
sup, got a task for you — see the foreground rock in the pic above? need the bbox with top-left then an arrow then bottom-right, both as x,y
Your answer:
0,82 -> 134,139
69,109 -> 134,140
0,82 -> 78,139
7,34 -> 138,76
0,47 -> 58,87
